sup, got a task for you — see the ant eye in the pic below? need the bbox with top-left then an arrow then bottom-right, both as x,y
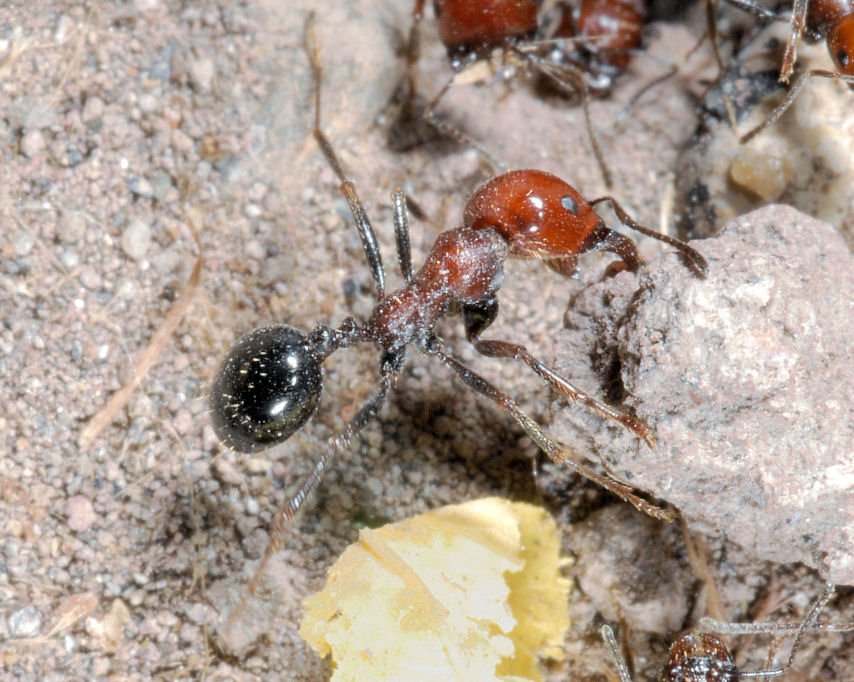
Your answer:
210,325 -> 322,452
561,195 -> 579,215
838,50 -> 850,68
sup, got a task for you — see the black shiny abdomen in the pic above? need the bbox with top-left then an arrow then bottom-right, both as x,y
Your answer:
210,325 -> 323,452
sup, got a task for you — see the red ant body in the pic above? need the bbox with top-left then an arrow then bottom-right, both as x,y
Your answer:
430,0 -> 646,84
396,1 -> 656,184
551,0 -> 647,91
603,582 -> 854,681
720,0 -> 854,141
212,14 -> 706,633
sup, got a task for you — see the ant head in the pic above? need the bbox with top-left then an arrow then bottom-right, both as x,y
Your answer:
210,325 -> 323,452
828,15 -> 854,76
660,632 -> 737,682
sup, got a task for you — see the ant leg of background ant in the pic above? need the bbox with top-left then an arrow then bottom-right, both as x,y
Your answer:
739,69 -> 854,142
391,189 -> 414,283
515,46 -> 614,189
224,352 -> 405,634
420,73 -> 509,174
461,298 -> 655,446
720,0 -> 780,23
425,336 -> 674,522
588,196 -> 710,276
305,13 -> 387,299
780,0 -> 809,84
601,624 -> 633,682
699,582 -> 854,636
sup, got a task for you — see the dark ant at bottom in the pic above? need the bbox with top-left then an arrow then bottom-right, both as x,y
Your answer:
210,13 -> 707,635
603,582 -> 854,681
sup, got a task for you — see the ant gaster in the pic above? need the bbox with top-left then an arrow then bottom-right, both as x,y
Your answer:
603,582 -> 854,681
720,0 -> 854,141
211,13 -> 707,628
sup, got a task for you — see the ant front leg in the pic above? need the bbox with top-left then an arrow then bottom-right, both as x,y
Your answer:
462,296 -> 655,446
589,196 -> 709,276
391,189 -> 414,283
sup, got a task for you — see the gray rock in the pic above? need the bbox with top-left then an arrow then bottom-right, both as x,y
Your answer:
553,205 -> 854,584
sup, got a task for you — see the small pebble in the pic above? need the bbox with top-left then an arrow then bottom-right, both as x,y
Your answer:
185,602 -> 214,625
121,219 -> 152,261
21,130 -> 45,158
8,606 -> 43,638
54,14 -> 74,43
57,210 -> 87,244
128,176 -> 154,198
66,495 -> 97,532
12,230 -> 34,257
213,458 -> 245,486
81,97 -> 104,123
171,128 -> 193,153
60,249 -> 80,269
189,58 -> 214,92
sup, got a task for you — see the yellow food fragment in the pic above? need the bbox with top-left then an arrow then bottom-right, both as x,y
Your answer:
299,497 -> 570,682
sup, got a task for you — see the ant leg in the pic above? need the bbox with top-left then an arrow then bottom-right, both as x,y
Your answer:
426,338 -> 674,522
391,189 -> 413,283
699,583 -> 854,637
780,0 -> 808,84
589,196 -> 709,276
462,297 -> 655,446
739,69 -> 854,143
720,0 -> 779,23
601,625 -> 634,682
223,350 -> 405,633
421,73 -> 509,174
304,13 -> 387,299
516,47 -> 614,189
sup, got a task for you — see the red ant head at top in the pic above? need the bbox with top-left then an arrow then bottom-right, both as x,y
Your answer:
434,0 -> 539,66
556,0 -> 646,73
828,14 -> 854,75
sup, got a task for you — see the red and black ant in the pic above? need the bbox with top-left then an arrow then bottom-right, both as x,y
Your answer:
394,1 -> 657,185
211,14 -> 706,633
716,0 -> 854,141
603,582 -> 854,681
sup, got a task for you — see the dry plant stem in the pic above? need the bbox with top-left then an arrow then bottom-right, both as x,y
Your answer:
681,521 -> 727,621
79,241 -> 203,449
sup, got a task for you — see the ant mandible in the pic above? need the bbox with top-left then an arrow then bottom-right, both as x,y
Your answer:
210,13 -> 707,619
719,0 -> 854,142
603,582 -> 854,681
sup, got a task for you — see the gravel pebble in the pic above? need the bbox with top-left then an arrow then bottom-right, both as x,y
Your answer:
56,210 -> 87,244
65,495 -> 97,532
128,176 -> 154,198
189,58 -> 214,92
12,230 -> 35,257
121,219 -> 152,261
8,606 -> 43,638
21,130 -> 46,158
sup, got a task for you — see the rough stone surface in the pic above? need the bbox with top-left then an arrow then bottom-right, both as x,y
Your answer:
553,205 -> 854,585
